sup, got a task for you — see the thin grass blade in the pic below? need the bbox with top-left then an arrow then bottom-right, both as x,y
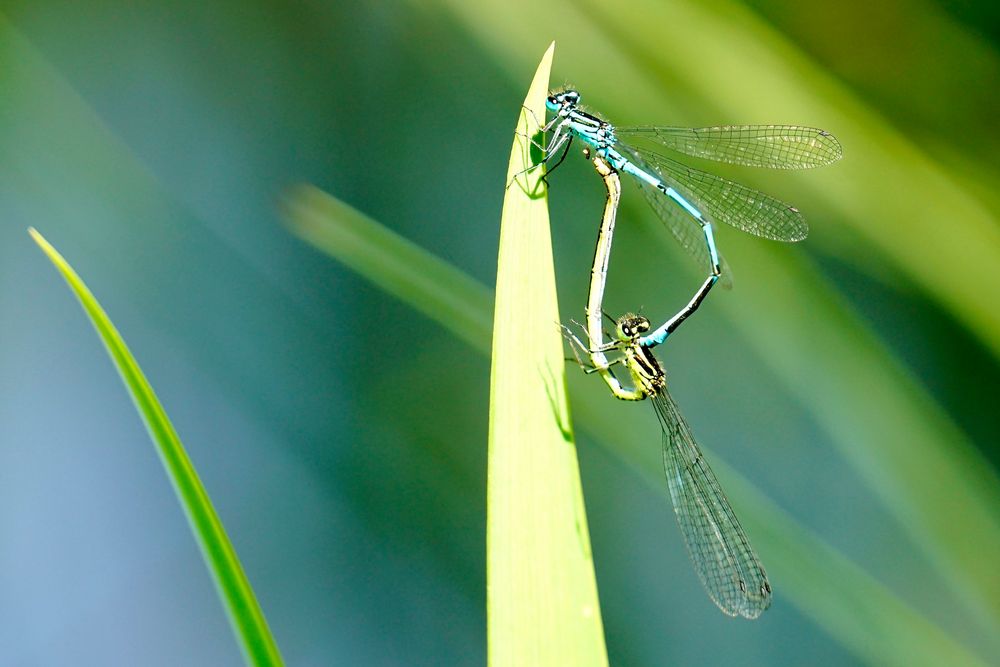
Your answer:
29,228 -> 283,667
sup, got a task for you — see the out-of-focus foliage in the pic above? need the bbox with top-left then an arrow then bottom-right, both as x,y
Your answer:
2,1 -> 998,665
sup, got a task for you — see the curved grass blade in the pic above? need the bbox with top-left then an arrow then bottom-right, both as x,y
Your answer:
29,228 -> 284,667
617,125 -> 843,169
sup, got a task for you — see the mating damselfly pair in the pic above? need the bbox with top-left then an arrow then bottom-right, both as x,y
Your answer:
530,89 -> 841,618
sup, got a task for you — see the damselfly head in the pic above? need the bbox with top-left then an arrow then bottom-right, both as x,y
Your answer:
616,313 -> 650,341
546,89 -> 580,113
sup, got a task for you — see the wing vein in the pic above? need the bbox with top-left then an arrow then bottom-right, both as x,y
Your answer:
617,125 -> 843,169
619,143 -> 808,242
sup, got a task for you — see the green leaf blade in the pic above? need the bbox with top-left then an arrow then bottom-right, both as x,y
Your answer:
486,43 -> 609,667
283,183 -> 493,354
29,228 -> 283,667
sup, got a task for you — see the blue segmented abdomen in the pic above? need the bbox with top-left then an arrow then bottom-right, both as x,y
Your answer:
664,187 -> 703,220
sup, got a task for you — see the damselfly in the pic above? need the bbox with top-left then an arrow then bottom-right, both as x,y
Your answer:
544,89 -> 841,344
563,155 -> 771,619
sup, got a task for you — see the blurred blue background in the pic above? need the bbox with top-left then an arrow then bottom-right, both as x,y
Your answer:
1,0 -> 998,665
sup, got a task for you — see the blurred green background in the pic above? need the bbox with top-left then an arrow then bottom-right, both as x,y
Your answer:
2,0 -> 999,665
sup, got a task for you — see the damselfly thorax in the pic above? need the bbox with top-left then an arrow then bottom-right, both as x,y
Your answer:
623,342 -> 666,397
615,313 -> 667,398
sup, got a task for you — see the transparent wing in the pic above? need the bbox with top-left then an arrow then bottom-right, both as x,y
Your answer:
633,177 -> 734,290
651,387 -> 771,619
620,143 -> 808,242
617,125 -> 842,169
